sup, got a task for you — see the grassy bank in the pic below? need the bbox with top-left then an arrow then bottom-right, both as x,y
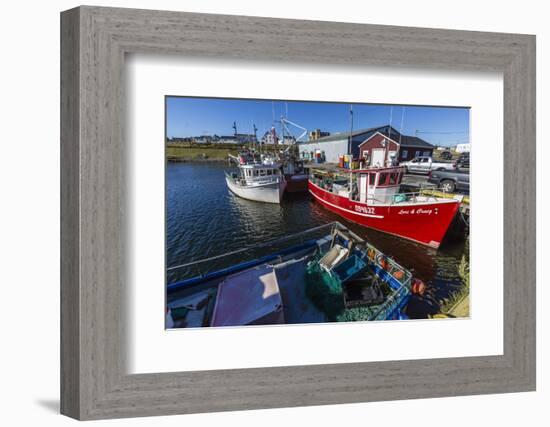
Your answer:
437,238 -> 470,318
166,143 -> 284,162
167,144 -> 239,161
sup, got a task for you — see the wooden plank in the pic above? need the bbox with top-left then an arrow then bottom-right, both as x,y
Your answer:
60,7 -> 81,420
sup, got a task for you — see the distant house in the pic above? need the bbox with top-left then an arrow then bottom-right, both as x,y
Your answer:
234,133 -> 257,144
218,135 -> 239,144
281,135 -> 296,145
298,125 -> 433,163
456,143 -> 471,153
261,127 -> 279,145
309,129 -> 330,140
193,135 -> 212,144
358,130 -> 434,165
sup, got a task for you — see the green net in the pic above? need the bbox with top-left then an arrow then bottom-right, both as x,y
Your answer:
305,258 -> 345,320
305,256 -> 397,322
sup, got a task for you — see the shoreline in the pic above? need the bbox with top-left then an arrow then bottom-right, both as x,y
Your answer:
167,157 -> 228,163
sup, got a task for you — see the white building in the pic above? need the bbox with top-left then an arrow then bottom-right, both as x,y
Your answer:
261,127 -> 279,145
456,143 -> 471,153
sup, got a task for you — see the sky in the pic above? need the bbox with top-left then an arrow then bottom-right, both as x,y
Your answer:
166,97 -> 470,147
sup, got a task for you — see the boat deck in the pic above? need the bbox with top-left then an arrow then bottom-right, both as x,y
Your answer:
273,256 -> 326,324
167,257 -> 326,328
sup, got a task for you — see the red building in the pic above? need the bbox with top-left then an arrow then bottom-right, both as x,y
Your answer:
357,130 -> 434,166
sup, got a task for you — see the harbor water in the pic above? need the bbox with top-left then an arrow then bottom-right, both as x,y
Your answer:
167,162 -> 468,319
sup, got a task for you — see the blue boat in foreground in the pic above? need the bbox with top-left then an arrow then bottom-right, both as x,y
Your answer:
166,222 -> 412,328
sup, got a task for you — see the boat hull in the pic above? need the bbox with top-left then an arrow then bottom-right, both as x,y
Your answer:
226,175 -> 286,203
284,173 -> 309,193
308,181 -> 460,248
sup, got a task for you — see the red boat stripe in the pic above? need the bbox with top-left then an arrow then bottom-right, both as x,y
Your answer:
309,189 -> 385,219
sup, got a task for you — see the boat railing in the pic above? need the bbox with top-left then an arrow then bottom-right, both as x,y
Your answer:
167,222 -> 346,291
351,191 -> 446,205
364,242 -> 412,287
387,191 -> 442,204
243,175 -> 282,186
362,242 -> 413,320
311,175 -> 444,205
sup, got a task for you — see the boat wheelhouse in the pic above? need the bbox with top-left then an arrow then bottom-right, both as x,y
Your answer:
225,163 -> 287,204
308,166 -> 460,248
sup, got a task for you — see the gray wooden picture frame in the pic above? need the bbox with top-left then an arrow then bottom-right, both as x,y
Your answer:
60,5 -> 536,420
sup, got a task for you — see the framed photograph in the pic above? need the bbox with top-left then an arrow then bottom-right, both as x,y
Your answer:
61,6 -> 536,420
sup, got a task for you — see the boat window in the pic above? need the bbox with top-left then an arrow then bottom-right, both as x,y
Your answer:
260,169 -> 266,176
369,173 -> 376,186
253,170 -> 259,177
246,169 -> 251,177
266,169 -> 272,175
378,173 -> 388,186
389,173 -> 398,185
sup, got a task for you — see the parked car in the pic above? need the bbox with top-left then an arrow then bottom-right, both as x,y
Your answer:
427,169 -> 470,193
454,152 -> 470,169
400,156 -> 456,174
440,150 -> 453,160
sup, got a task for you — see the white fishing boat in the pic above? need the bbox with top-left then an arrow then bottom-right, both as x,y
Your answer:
225,163 -> 287,203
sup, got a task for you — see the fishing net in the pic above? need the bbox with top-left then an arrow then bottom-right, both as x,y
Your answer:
304,257 -> 346,320
305,256 -> 401,322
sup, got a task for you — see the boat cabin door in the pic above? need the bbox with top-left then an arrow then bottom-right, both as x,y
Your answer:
359,173 -> 370,203
359,172 -> 378,204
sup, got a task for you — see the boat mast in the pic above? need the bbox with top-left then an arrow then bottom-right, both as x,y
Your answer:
348,104 -> 353,156
385,107 -> 393,167
253,123 -> 257,151
348,104 -> 353,195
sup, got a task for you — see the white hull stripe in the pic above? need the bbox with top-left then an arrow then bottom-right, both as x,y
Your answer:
309,189 -> 385,219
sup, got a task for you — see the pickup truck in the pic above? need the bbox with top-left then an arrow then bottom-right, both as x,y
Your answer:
400,156 -> 456,174
427,169 -> 470,193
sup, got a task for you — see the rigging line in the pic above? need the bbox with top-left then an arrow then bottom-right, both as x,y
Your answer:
399,106 -> 405,145
166,222 -> 337,271
415,130 -> 469,134
388,106 -> 393,139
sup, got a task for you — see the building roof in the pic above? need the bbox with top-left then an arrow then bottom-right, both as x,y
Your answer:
302,125 -> 385,143
302,124 -> 433,149
378,131 -> 434,148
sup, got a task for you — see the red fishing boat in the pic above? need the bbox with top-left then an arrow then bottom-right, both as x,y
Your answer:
308,166 -> 460,248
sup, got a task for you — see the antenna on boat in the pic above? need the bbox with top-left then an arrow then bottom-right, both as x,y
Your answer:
399,107 -> 405,146
385,106 -> 394,166
348,104 -> 353,155
253,123 -> 257,151
279,106 -> 285,148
